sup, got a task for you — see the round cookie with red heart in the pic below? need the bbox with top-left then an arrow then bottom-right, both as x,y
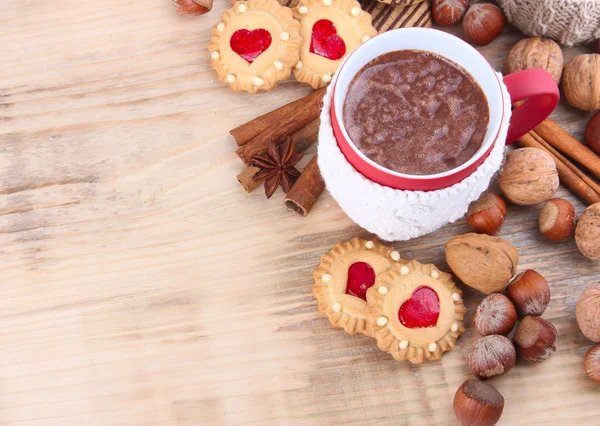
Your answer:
313,238 -> 402,336
208,0 -> 302,93
293,0 -> 377,88
366,260 -> 466,364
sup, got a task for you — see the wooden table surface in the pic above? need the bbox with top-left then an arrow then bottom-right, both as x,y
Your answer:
2,0 -> 600,425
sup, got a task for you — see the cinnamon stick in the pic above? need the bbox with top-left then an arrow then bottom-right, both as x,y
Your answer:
236,118 -> 320,192
230,90 -> 323,146
289,118 -> 321,152
516,133 -> 600,205
534,119 -> 600,181
236,88 -> 326,165
284,155 -> 325,216
530,131 -> 600,198
237,166 -> 262,192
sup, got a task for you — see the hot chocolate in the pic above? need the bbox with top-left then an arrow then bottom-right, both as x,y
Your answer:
343,50 -> 490,176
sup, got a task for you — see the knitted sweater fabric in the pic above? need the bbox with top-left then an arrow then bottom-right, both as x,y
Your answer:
498,0 -> 600,47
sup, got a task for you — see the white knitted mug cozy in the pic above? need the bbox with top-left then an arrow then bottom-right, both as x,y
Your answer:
318,73 -> 512,242
497,0 -> 600,47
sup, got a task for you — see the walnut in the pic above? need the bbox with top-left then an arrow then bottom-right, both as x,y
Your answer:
575,202 -> 600,260
504,37 -> 563,84
576,284 -> 600,342
562,54 -> 600,112
446,233 -> 519,294
498,148 -> 559,205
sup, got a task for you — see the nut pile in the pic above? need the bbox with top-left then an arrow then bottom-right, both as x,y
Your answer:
451,261 -> 557,425
470,269 -> 557,367
503,35 -> 600,113
465,148 -> 600,260
432,0 -> 506,46
452,181 -> 600,423
454,28 -> 600,415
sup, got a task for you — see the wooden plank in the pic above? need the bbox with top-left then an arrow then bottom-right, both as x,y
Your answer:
0,0 -> 599,425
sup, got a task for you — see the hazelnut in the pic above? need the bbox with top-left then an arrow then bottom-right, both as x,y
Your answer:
576,284 -> 600,342
466,193 -> 507,236
506,270 -> 551,316
462,4 -> 505,46
562,54 -> 600,112
473,294 -> 517,336
467,335 -> 516,380
539,198 -> 576,242
584,344 -> 600,383
172,0 -> 212,15
432,0 -> 469,26
505,37 -> 563,84
514,316 -> 557,362
446,233 -> 518,294
585,111 -> 600,156
453,380 -> 504,426
575,202 -> 600,259
498,148 -> 559,205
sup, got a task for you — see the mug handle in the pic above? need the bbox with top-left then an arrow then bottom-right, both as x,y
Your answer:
502,68 -> 560,145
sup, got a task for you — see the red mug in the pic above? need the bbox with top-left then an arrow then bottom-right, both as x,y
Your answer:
330,28 -> 560,191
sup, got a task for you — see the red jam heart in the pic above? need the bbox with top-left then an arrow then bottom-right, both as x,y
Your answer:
345,262 -> 376,301
398,286 -> 440,328
230,29 -> 272,63
310,19 -> 346,61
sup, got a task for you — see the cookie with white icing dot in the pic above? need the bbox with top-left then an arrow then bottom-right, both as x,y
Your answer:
366,260 -> 466,364
208,0 -> 302,93
293,0 -> 376,88
313,238 -> 402,336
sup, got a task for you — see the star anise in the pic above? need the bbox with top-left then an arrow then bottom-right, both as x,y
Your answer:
251,137 -> 303,199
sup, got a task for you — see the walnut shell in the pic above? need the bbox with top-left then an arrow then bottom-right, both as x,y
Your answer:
562,54 -> 600,112
575,202 -> 600,260
576,284 -> 600,342
498,148 -> 559,205
504,37 -> 563,84
446,233 -> 519,294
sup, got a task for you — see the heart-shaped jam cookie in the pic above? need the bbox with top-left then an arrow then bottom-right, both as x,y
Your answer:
398,286 -> 440,328
313,238 -> 400,336
230,28 -> 272,63
209,0 -> 301,93
293,0 -> 376,89
310,19 -> 346,60
346,262 -> 376,300
366,260 -> 466,364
